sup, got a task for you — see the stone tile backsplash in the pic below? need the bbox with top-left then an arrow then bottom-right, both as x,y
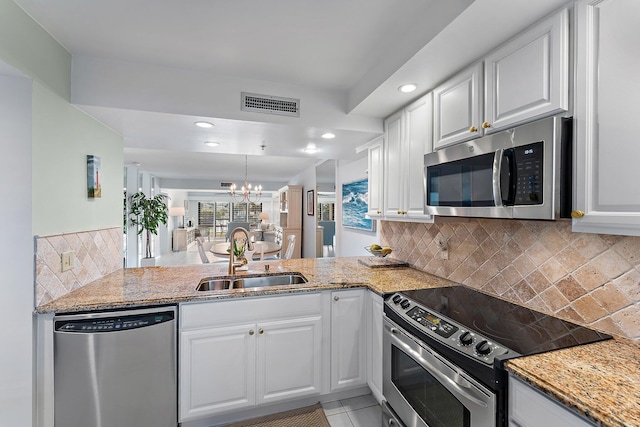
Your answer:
35,227 -> 122,307
380,219 -> 640,342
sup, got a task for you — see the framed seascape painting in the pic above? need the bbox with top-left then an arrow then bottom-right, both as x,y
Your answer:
342,178 -> 374,231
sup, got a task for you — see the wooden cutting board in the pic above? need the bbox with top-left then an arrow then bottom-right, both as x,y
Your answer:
358,257 -> 409,268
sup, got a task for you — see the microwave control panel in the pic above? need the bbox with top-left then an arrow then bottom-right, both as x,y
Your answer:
513,141 -> 544,205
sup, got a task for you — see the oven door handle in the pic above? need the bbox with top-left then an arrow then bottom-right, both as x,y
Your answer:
389,327 -> 489,408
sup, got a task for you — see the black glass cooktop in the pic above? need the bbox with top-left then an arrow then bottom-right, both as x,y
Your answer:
400,286 -> 611,357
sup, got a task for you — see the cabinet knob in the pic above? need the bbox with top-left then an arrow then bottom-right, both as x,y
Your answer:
377,210 -> 381,215
469,126 -> 478,133
397,210 -> 402,215
571,210 -> 585,219
334,296 -> 340,301
249,330 -> 255,336
259,328 -> 264,335
482,121 -> 491,129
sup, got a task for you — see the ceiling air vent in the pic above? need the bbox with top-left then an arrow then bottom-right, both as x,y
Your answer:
241,92 -> 300,117
220,182 -> 233,188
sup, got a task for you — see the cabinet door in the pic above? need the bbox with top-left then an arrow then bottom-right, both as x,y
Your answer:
383,110 -> 405,218
256,316 -> 323,404
404,94 -> 433,221
367,137 -> 384,218
366,291 -> 383,402
573,0 -> 640,236
433,62 -> 483,149
331,289 -> 366,391
179,324 -> 256,421
484,9 -> 569,132
509,375 -> 595,427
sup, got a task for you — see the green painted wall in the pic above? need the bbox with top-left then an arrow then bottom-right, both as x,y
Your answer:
0,0 -> 123,235
0,0 -> 71,100
31,83 -> 122,235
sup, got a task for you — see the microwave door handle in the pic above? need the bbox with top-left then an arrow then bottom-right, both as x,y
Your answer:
492,149 -> 504,207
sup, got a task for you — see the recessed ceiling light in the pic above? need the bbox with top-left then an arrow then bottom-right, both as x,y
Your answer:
194,121 -> 214,128
321,132 -> 336,139
398,83 -> 417,93
204,141 -> 220,147
304,144 -> 319,153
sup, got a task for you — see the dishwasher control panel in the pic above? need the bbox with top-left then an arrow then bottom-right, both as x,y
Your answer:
55,311 -> 174,333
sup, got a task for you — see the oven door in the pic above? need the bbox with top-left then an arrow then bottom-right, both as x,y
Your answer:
383,317 -> 496,427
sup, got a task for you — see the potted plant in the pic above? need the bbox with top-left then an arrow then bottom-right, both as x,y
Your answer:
128,191 -> 168,266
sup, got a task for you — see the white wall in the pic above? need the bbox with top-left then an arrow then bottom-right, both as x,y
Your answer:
336,156 -> 380,256
0,71 -> 33,427
290,167 -> 316,258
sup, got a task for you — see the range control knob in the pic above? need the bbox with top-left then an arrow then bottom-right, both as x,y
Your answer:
459,331 -> 473,346
475,340 -> 492,356
392,295 -> 402,304
400,299 -> 411,309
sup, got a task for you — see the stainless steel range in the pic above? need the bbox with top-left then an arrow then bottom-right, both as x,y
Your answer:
382,286 -> 611,427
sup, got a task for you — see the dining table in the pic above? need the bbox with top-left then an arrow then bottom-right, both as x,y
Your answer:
210,241 -> 281,260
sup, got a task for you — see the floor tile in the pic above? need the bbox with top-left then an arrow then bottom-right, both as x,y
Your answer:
339,394 -> 378,411
347,405 -> 382,427
322,400 -> 346,416
326,412 -> 354,427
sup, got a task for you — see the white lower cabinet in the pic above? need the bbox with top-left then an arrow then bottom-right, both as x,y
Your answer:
256,316 -> 323,405
509,374 -> 595,427
179,293 -> 325,422
330,289 -> 367,391
180,323 -> 257,418
366,291 -> 383,402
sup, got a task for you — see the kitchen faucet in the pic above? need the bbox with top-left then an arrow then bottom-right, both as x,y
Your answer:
228,227 -> 254,276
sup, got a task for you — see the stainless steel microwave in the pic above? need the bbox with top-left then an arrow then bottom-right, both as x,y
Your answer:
424,116 -> 572,220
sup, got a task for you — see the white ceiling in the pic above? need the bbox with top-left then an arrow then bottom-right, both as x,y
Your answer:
14,0 -> 570,187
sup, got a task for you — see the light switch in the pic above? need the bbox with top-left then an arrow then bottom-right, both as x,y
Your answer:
61,251 -> 75,272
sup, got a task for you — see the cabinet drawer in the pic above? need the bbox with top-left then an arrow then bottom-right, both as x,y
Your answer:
180,292 -> 323,329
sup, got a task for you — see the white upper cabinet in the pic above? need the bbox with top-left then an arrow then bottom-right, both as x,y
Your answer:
572,0 -> 640,236
366,137 -> 384,219
484,8 -> 569,132
434,8 -> 569,150
433,63 -> 483,149
383,94 -> 434,222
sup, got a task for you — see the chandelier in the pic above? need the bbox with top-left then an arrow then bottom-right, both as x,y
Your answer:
230,155 -> 262,203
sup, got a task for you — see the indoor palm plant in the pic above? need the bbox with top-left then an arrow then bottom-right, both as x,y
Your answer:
128,191 -> 168,265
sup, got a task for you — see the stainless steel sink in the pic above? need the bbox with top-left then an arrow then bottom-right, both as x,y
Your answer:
197,273 -> 308,291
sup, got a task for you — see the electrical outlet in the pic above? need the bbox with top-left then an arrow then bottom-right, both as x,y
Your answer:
61,251 -> 75,272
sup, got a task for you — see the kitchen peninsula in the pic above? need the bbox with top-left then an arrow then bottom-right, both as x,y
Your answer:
36,257 -> 640,427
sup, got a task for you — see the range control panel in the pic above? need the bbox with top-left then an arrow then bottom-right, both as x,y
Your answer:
385,293 -> 513,365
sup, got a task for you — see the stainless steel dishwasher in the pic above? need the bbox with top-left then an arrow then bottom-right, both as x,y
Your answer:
54,306 -> 177,427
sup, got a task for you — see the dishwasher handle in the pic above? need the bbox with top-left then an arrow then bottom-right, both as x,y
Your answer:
55,310 -> 175,333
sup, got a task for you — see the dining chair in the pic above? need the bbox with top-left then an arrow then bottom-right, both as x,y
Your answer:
196,237 -> 210,264
225,222 -> 250,241
283,234 -> 296,259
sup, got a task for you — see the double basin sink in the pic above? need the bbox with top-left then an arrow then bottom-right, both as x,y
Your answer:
197,273 -> 308,291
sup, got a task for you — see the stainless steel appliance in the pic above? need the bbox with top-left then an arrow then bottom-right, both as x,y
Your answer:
424,116 -> 572,220
382,286 -> 610,427
54,306 -> 177,427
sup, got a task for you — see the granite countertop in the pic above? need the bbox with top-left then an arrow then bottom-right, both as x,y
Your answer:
36,256 -> 640,427
36,256 -> 455,314
506,339 -> 640,427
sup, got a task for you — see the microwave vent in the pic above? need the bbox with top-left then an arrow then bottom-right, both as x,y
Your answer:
241,92 -> 300,117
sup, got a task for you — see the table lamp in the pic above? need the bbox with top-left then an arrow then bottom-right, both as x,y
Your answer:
258,212 -> 270,230
169,206 -> 186,228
